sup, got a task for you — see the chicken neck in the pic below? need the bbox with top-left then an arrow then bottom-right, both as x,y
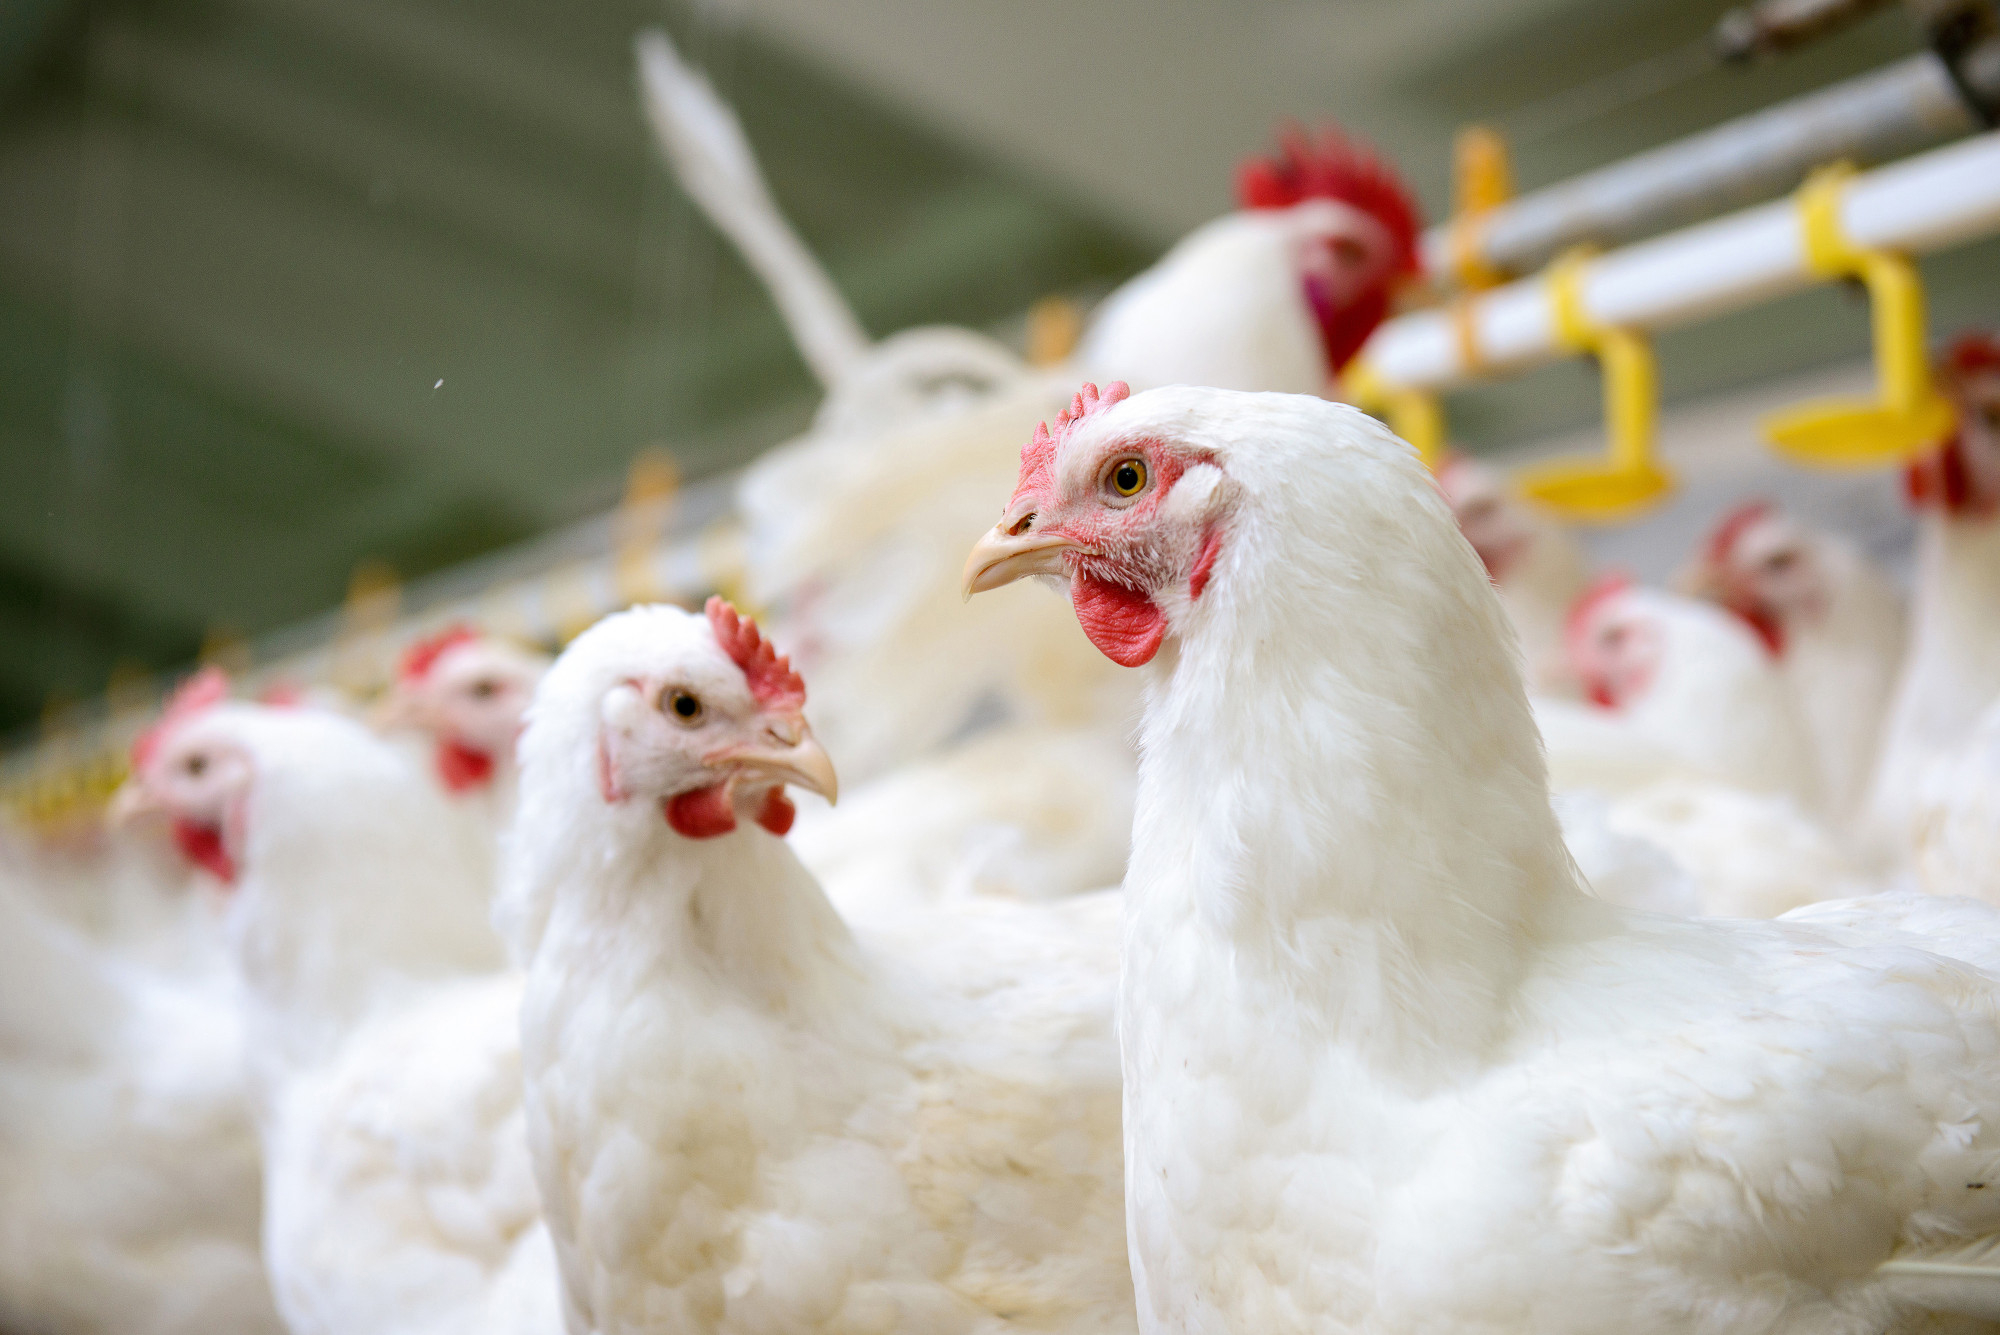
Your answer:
1123,416 -> 1594,1083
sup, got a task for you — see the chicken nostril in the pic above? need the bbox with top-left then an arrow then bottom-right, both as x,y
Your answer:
1007,513 -> 1035,537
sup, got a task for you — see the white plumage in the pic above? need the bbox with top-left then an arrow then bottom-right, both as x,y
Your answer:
1679,500 -> 1907,825
967,383 -> 2000,1331
0,875 -> 282,1335
506,603 -> 1132,1335
120,702 -> 559,1335
1865,505 -> 2000,871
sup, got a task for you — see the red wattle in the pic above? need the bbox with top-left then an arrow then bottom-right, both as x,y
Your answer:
172,818 -> 237,885
1072,574 -> 1166,667
755,787 -> 797,836
1725,604 -> 1787,658
665,784 -> 737,839
435,740 -> 496,793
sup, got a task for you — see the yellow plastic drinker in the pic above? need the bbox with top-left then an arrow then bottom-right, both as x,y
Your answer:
1762,163 -> 1956,466
1514,250 -> 1674,523
1345,360 -> 1447,470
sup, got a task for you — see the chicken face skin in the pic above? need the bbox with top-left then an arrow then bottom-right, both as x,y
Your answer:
1565,582 -> 1665,711
117,718 -> 254,885
388,639 -> 544,790
592,606 -> 834,840
965,383 -> 1234,667
1438,456 -> 1533,581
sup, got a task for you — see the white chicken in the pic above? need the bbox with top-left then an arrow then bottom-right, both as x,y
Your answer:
1910,695 -> 2000,906
1549,575 -> 1822,806
1551,575 -> 1876,917
0,816 -> 223,978
504,598 -> 1132,1335
0,867 -> 281,1335
638,29 -> 1419,780
1864,330 -> 2000,869
968,382 -> 2000,1331
1438,453 -> 1591,697
1679,498 -> 1907,823
376,625 -> 548,881
118,687 -> 560,1335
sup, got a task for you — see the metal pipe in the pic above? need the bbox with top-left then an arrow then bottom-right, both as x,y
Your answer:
1372,129 -> 2000,390
1420,47 -> 1999,282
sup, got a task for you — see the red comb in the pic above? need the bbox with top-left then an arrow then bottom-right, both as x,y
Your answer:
1017,381 -> 1132,497
130,666 -> 231,772
705,597 -> 806,712
1702,499 -> 1775,567
398,625 -> 481,684
1237,124 -> 1423,276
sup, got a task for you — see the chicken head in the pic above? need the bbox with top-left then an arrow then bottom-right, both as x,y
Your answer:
1237,127 -> 1421,376
592,598 -> 836,839
1564,575 -> 1664,710
1438,454 -> 1534,580
963,381 -> 1236,667
1679,500 -> 1820,655
113,667 -> 251,884
383,627 -> 547,793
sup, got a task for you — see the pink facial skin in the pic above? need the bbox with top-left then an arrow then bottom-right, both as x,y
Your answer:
1692,501 -> 1793,657
392,628 -> 537,795
596,600 -> 828,842
1565,576 -> 1663,710
994,382 -> 1226,669
124,668 -> 250,887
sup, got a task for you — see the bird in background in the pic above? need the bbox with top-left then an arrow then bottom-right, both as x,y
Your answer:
375,625 -> 550,891
0,774 -> 283,1335
967,379 -> 2000,1333
116,676 -> 560,1335
1678,498 -> 1907,829
1862,331 -> 2000,871
1438,452 -> 1593,699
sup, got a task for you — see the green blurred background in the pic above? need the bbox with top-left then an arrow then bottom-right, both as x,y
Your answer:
2,0 -> 1997,736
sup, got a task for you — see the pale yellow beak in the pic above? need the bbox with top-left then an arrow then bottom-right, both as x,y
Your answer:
711,722 -> 839,805
962,528 -> 1077,600
107,779 -> 159,827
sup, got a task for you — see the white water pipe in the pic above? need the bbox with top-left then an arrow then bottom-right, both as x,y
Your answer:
1367,129 -> 2000,391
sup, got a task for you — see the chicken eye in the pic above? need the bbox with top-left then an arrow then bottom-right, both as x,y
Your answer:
664,690 -> 704,725
468,678 -> 500,700
1108,458 -> 1148,499
184,754 -> 208,777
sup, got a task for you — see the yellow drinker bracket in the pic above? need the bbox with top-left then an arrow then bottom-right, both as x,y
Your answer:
1514,251 -> 1674,523
1346,361 -> 1447,471
1762,163 -> 1956,467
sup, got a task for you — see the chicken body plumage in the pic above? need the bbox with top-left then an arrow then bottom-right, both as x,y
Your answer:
1865,515 -> 2000,868
1681,503 -> 1908,826
507,605 -> 1133,1335
966,385 -> 2000,1332
0,879 -> 282,1335
124,703 -> 558,1335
